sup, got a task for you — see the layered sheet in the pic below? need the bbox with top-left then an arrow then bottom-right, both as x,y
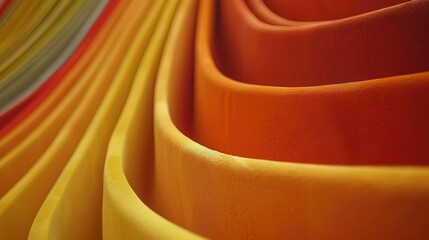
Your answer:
0,0 -> 428,239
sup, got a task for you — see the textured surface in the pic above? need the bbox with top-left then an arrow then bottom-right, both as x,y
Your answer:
0,0 -> 428,239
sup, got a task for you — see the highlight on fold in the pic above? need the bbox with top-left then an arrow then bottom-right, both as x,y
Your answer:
0,0 -> 428,239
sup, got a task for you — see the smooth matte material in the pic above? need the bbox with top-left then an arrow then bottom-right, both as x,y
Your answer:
0,0 -> 109,121
215,0 -> 429,87
246,0 -> 405,25
147,0 -> 429,239
191,0 -> 429,165
0,0 -> 108,114
0,1 -> 428,239
29,0 -> 163,239
0,0 -> 102,107
0,1 -> 148,237
263,0 -> 407,21
103,1 -> 202,239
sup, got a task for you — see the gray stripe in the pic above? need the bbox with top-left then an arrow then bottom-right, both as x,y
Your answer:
0,0 -> 106,111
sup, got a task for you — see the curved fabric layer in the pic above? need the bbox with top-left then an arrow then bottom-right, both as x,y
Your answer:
0,0 -> 79,84
0,0 -> 102,107
0,0 -> 428,239
216,0 -> 429,87
0,1 -> 125,196
246,0 -> 404,25
28,0 -> 166,239
0,0 -> 45,54
0,0 -> 108,114
263,0 -> 407,21
148,0 -> 429,238
191,0 -> 429,165
0,1 -> 148,237
0,0 -> 113,132
0,0 -> 57,58
103,1 -> 202,239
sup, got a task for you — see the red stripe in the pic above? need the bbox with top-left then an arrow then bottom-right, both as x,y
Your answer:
0,0 -> 120,137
